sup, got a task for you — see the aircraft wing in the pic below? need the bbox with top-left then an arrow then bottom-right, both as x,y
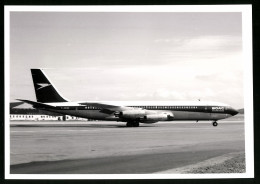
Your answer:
79,102 -> 134,113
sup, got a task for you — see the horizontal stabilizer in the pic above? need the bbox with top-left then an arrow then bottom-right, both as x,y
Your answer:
16,99 -> 56,109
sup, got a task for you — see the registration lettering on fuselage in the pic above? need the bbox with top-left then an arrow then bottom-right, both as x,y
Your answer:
212,106 -> 224,112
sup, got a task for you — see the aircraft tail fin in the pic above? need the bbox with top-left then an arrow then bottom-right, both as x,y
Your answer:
31,69 -> 68,103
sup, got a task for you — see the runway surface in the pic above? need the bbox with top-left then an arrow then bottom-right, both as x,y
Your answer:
10,117 -> 245,174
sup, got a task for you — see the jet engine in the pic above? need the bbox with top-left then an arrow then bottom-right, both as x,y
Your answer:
114,110 -> 146,119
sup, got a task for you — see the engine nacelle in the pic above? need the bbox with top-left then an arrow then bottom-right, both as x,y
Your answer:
116,110 -> 146,119
143,113 -> 174,121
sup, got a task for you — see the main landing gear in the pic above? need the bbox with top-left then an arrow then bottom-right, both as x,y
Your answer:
212,121 -> 218,127
126,121 -> 140,127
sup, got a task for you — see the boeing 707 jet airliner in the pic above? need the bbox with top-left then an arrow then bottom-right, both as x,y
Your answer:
18,69 -> 238,127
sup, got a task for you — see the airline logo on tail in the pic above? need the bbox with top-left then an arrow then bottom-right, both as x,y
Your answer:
36,83 -> 52,90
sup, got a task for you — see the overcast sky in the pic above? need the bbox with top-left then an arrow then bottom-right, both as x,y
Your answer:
9,11 -> 243,108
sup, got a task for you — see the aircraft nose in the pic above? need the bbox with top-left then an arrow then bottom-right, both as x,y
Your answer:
230,108 -> 239,116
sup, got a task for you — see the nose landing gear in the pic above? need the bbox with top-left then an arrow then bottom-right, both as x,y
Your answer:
212,121 -> 218,127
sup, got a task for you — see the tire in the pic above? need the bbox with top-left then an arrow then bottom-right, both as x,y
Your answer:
126,122 -> 133,127
126,121 -> 139,127
134,122 -> 140,127
213,122 -> 218,127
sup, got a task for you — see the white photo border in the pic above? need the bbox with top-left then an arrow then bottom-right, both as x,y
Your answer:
4,5 -> 253,179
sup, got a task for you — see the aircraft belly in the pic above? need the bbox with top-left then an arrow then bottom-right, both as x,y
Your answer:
173,111 -> 228,120
210,113 -> 230,120
173,111 -> 208,120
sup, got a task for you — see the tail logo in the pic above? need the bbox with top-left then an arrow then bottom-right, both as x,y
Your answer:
36,83 -> 51,90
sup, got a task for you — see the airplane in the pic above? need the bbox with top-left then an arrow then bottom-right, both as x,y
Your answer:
17,69 -> 239,127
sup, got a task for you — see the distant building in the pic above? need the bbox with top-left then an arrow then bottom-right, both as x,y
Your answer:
10,114 -> 85,121
10,114 -> 61,121
10,102 -> 24,108
10,103 -> 87,121
238,108 -> 244,114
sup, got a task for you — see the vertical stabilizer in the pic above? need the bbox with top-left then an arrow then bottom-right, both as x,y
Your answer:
31,69 -> 68,103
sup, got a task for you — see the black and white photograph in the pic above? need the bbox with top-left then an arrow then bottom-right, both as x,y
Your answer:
4,5 -> 253,179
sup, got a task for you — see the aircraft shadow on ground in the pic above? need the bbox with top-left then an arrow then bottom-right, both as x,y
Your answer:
11,124 -> 156,128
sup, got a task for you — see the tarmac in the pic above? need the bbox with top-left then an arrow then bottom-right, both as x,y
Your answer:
10,116 -> 245,174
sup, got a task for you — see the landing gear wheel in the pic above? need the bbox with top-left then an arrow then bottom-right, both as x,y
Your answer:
126,122 -> 133,127
133,121 -> 139,127
212,121 -> 218,127
126,121 -> 139,127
